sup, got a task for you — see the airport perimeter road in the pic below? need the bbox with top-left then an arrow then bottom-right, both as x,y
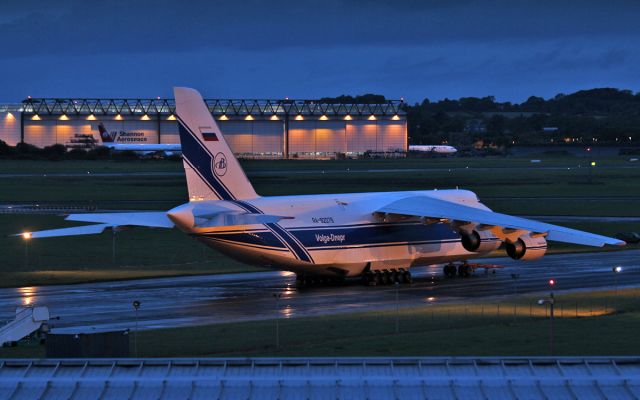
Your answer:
0,250 -> 638,333
0,164 -> 638,178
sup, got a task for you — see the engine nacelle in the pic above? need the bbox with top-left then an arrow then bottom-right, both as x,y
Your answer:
460,230 -> 501,253
505,235 -> 547,261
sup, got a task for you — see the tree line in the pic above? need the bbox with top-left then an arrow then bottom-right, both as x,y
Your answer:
322,88 -> 640,147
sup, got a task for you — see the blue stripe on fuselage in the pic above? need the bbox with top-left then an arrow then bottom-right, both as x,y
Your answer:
290,223 -> 460,249
267,222 -> 313,262
232,200 -> 314,263
199,230 -> 286,249
197,222 -> 464,255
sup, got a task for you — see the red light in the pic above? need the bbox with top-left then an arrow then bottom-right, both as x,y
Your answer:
549,279 -> 555,286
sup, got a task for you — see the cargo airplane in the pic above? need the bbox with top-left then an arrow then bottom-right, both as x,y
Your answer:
16,87 -> 624,285
408,144 -> 457,154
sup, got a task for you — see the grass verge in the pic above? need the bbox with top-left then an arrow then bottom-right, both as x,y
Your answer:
3,288 -> 639,358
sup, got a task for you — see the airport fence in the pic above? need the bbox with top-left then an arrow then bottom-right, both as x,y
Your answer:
132,287 -> 640,358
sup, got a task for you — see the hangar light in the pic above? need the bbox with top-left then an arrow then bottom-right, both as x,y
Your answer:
31,114 -> 41,121
392,114 -> 400,120
344,115 -> 352,121
5,112 -> 15,121
167,114 -> 176,121
270,114 -> 279,121
368,114 -> 376,121
141,114 -> 150,121
295,114 -> 304,121
59,114 -> 69,121
219,114 -> 229,121
245,115 -> 254,121
115,114 -> 123,120
87,114 -> 96,121
319,115 -> 329,121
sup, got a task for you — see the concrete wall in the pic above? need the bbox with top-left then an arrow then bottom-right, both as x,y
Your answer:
0,112 -> 22,146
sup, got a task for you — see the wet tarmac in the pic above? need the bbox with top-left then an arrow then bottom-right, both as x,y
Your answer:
0,250 -> 637,333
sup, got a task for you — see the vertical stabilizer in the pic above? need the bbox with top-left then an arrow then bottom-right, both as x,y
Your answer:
174,87 -> 258,201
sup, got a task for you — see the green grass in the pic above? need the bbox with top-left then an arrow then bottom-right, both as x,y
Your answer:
4,288 -> 639,358
0,214 -> 260,287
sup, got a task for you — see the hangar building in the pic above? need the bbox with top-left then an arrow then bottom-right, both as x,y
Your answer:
0,98 -> 406,159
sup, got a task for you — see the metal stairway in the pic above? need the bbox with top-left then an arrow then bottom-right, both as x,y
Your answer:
0,306 -> 49,346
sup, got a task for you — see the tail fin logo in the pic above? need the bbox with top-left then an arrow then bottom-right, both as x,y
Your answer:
213,152 -> 227,176
98,122 -> 116,142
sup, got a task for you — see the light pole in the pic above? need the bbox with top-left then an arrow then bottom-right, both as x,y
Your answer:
538,279 -> 556,356
22,232 -> 32,268
132,300 -> 140,357
510,273 -> 520,297
273,293 -> 282,350
112,231 -> 117,265
613,266 -> 623,297
395,282 -> 400,335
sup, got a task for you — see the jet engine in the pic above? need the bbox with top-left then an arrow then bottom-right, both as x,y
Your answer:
505,234 -> 547,260
460,230 -> 501,253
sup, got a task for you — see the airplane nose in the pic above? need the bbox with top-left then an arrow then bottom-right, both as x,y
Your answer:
167,204 -> 195,230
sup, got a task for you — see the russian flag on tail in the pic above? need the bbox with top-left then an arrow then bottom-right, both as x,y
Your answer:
202,132 -> 219,141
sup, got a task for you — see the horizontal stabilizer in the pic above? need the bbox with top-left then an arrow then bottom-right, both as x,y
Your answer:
12,223 -> 112,239
12,212 -> 175,239
66,212 -> 174,228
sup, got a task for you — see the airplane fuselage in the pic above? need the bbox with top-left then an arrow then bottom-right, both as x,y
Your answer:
169,189 -> 499,277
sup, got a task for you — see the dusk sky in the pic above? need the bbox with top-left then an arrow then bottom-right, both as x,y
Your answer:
2,0 -> 639,103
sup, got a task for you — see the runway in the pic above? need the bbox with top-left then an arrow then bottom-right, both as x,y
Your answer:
0,250 -> 638,333
0,163 -> 638,179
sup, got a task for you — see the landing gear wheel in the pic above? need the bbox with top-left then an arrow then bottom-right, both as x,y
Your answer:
458,263 -> 471,278
404,271 -> 413,284
372,271 -> 381,286
397,270 -> 406,284
444,264 -> 456,278
380,271 -> 390,285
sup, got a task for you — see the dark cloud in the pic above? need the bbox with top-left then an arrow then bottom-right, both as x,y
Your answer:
1,0 -> 638,101
3,0 -> 640,57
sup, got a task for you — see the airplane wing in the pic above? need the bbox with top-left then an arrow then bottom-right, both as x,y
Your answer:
376,196 -> 625,247
12,212 -> 175,239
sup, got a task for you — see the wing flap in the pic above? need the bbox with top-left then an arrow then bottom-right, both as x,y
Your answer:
377,196 -> 625,247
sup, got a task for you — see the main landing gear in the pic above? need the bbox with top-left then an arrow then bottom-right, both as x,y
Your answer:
296,274 -> 344,288
443,262 -> 472,278
362,268 -> 412,286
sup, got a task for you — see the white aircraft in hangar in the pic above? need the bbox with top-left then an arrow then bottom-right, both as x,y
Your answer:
16,87 -> 624,285
408,144 -> 457,154
98,122 -> 182,156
